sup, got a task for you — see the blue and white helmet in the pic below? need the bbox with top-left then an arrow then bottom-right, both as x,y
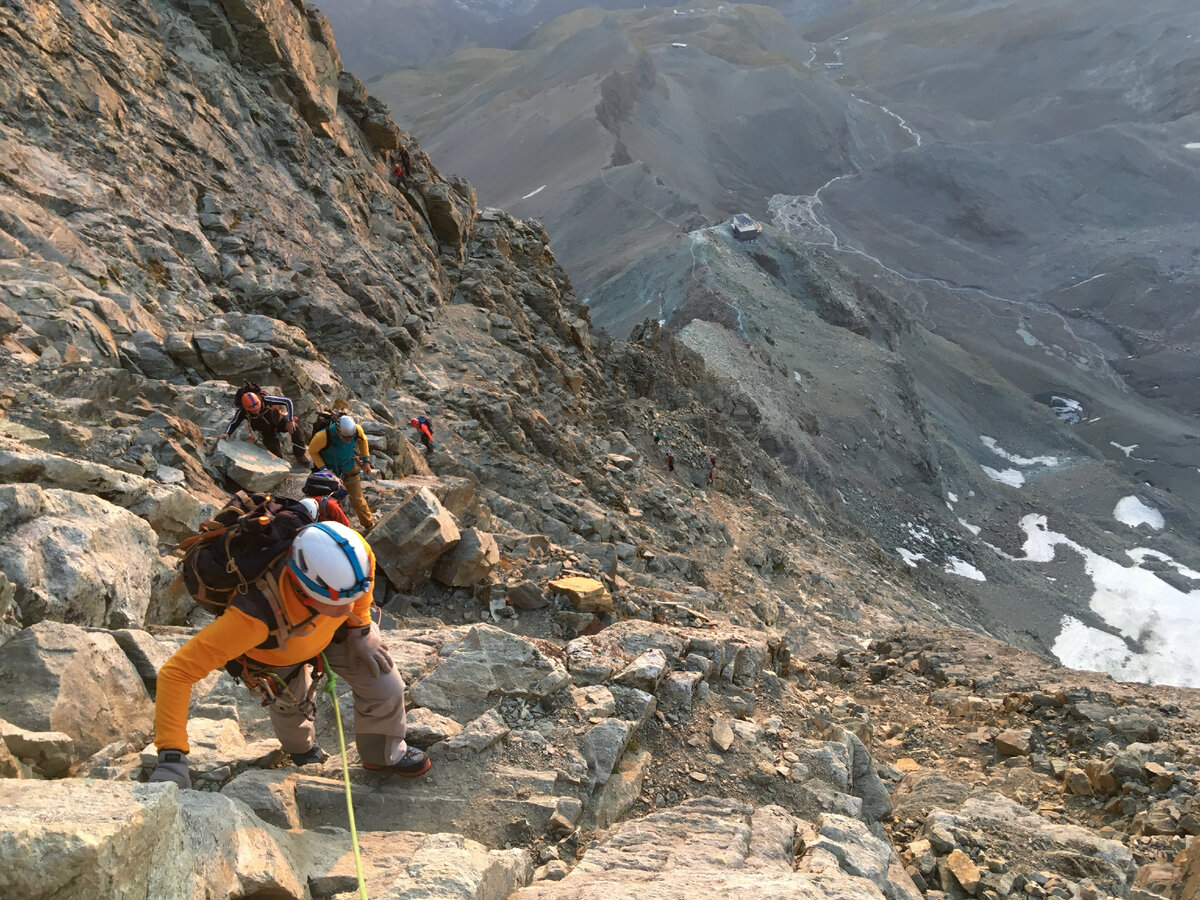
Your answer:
287,522 -> 371,608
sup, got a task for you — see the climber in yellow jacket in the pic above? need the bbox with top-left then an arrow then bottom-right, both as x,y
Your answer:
308,414 -> 375,531
149,522 -> 429,788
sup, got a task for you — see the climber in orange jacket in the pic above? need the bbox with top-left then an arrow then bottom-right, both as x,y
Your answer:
148,522 -> 429,788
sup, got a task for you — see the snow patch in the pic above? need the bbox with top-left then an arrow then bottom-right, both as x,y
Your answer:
945,557 -> 986,581
521,185 -> 547,200
897,548 -> 926,568
982,466 -> 1025,486
1110,442 -> 1137,457
981,436 -> 1060,467
1114,496 -> 1164,530
1021,515 -> 1200,687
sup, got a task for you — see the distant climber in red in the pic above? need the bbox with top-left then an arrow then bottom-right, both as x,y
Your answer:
410,416 -> 434,455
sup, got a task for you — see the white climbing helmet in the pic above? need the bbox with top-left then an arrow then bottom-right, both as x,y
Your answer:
287,522 -> 371,608
298,497 -> 320,521
336,415 -> 356,439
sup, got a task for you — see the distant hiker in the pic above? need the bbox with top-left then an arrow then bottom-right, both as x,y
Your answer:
399,144 -> 413,178
150,517 -> 429,789
707,467 -> 714,486
409,415 -> 434,456
709,455 -> 717,469
219,382 -> 311,467
666,451 -> 675,472
392,161 -> 405,186
653,432 -> 662,445
300,468 -> 352,528
308,414 -> 375,531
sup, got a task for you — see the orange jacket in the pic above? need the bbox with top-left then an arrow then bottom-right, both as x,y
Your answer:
154,550 -> 375,754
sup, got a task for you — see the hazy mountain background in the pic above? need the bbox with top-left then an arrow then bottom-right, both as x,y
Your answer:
315,0 -> 1200,681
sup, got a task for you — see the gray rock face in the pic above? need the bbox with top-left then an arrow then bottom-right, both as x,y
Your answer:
0,486 -> 169,628
432,526 -> 499,587
0,781 -> 177,900
210,440 -> 292,493
0,622 -> 153,766
371,487 -> 461,590
894,772 -> 1136,896
516,797 -> 887,899
410,625 -> 569,713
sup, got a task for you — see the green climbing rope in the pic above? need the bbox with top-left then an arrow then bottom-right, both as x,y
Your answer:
320,652 -> 368,900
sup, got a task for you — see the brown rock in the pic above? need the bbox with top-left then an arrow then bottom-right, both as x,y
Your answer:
711,720 -> 734,752
995,728 -> 1032,757
549,576 -> 613,614
945,848 -> 981,895
1062,768 -> 1093,796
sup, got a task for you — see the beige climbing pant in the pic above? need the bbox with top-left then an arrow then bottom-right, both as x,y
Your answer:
263,628 -> 408,767
342,467 -> 375,531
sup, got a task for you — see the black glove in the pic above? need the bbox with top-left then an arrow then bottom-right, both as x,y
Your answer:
149,749 -> 191,789
347,625 -> 393,678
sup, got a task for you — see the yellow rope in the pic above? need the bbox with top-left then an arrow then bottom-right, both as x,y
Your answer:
320,653 -> 368,900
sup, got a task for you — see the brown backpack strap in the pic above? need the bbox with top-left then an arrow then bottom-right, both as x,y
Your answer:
254,553 -> 317,653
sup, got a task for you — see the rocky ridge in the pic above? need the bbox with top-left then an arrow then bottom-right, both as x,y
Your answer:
0,1 -> 1199,899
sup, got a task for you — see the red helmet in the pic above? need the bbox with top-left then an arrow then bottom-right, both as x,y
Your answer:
241,393 -> 263,415
409,418 -> 419,427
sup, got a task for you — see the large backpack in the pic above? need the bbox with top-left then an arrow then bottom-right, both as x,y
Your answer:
175,491 -> 312,647
312,409 -> 337,438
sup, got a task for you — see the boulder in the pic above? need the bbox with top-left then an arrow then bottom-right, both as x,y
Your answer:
432,527 -> 499,587
370,487 -> 460,590
574,542 -> 618,579
210,440 -> 292,493
612,649 -> 669,693
410,626 -> 569,714
405,707 -> 463,749
995,728 -> 1033,757
0,720 -> 74,778
571,685 -> 617,720
508,580 -> 548,610
0,622 -> 153,765
515,797 -> 887,899
549,576 -> 613,614
0,781 -> 177,899
0,448 -> 211,539
442,709 -> 510,758
587,749 -> 652,830
579,719 -> 634,789
0,486 -> 169,628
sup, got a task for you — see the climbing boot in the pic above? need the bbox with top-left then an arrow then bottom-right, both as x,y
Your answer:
290,745 -> 328,767
363,746 -> 430,777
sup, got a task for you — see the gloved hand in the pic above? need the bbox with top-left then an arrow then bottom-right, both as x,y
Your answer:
347,625 -> 393,678
148,749 -> 191,789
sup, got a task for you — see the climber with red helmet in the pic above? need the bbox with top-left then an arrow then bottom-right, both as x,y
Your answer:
308,412 -> 375,531
409,415 -> 434,456
219,381 -> 311,467
149,521 -> 429,788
